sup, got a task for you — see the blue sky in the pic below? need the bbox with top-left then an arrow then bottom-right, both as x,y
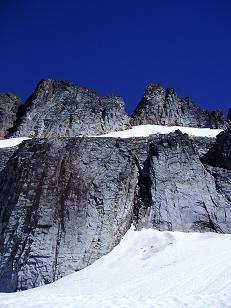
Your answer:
0,0 -> 230,115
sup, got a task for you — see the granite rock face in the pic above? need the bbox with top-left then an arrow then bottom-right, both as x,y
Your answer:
0,93 -> 20,138
132,84 -> 224,128
0,137 -> 142,292
134,132 -> 231,233
0,132 -> 231,291
11,80 -> 130,138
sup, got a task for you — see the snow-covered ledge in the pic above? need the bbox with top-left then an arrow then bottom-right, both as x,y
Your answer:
97,125 -> 223,138
0,125 -> 222,149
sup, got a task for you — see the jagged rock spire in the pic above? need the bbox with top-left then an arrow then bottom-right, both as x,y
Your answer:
10,79 -> 130,138
1,81 -> 228,138
0,93 -> 21,138
132,84 -> 225,128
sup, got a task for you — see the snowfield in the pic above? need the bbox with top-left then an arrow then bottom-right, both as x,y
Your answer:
1,226 -> 231,308
0,137 -> 31,148
99,124 -> 222,138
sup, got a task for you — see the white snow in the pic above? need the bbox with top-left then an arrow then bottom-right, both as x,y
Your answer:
1,226 -> 231,308
0,126 -> 222,149
0,137 -> 31,148
98,125 -> 222,138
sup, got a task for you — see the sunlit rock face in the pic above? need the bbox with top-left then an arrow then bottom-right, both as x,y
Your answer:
10,79 -> 130,138
134,131 -> 231,234
0,137 -> 141,292
132,84 -> 224,128
0,93 -> 20,138
0,132 -> 231,292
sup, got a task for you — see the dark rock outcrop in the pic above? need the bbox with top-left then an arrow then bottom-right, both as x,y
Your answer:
11,80 -> 130,138
0,147 -> 19,172
132,84 -> 224,128
227,108 -> 231,122
0,93 -> 20,138
201,124 -> 231,170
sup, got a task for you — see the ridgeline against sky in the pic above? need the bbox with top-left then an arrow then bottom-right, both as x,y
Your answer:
0,0 -> 230,115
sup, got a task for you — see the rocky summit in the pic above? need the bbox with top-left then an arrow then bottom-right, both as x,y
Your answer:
132,84 -> 224,128
0,80 -> 230,292
0,80 -> 226,138
9,79 -> 130,138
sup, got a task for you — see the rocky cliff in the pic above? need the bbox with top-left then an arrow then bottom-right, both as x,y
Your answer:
132,84 -> 225,128
134,132 -> 231,233
0,93 -> 20,138
0,137 -> 142,291
0,80 -> 230,292
0,131 -> 230,291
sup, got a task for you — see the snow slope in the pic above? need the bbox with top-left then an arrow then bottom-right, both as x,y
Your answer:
0,137 -> 30,148
99,124 -> 222,138
1,226 -> 231,308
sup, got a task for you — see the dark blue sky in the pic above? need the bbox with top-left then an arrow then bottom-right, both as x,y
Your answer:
0,0 -> 230,115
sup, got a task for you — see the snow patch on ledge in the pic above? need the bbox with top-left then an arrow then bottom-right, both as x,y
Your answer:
0,137 -> 31,148
0,125 -> 222,148
98,125 -> 222,138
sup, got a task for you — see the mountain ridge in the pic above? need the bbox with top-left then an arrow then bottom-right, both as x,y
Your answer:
0,79 -> 229,138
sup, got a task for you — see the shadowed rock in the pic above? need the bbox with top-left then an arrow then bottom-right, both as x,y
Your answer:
0,93 -> 21,138
227,108 -> 231,122
201,123 -> 231,170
